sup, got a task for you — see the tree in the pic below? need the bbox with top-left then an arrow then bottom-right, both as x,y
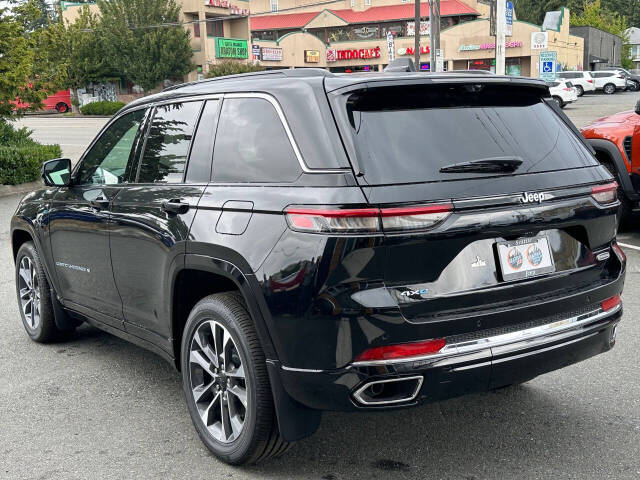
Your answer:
205,61 -> 264,79
96,0 -> 193,91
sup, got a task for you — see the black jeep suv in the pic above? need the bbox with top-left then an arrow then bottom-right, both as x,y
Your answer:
11,69 -> 625,465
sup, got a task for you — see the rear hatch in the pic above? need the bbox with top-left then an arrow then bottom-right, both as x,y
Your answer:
327,77 -> 621,336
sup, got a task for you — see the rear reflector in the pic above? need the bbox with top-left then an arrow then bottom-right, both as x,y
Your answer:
285,203 -> 452,234
612,242 -> 627,262
601,294 -> 621,312
591,182 -> 618,205
354,338 -> 446,362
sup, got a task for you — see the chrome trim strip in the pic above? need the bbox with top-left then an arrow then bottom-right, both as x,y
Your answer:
353,375 -> 424,406
281,365 -> 325,373
351,304 -> 621,367
224,93 -> 348,175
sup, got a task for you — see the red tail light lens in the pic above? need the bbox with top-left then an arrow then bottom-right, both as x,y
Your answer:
601,294 -> 621,312
588,79 -> 594,83
285,203 -> 453,233
354,338 -> 447,362
612,242 -> 627,262
591,182 -> 618,205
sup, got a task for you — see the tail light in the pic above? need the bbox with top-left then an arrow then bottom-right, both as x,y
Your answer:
612,241 -> 627,262
601,294 -> 621,312
563,87 -> 572,91
588,79 -> 594,83
591,182 -> 618,204
354,338 -> 446,362
285,203 -> 453,234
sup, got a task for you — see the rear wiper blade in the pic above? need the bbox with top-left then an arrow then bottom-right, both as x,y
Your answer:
439,157 -> 523,173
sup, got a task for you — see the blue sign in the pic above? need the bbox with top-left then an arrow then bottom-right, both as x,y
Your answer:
506,1 -> 514,37
539,50 -> 558,81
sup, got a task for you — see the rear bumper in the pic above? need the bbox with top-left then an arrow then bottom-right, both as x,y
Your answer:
278,304 -> 622,411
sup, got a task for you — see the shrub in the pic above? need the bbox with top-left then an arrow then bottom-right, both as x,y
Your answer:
205,61 -> 265,79
80,100 -> 126,116
0,144 -> 62,185
0,119 -> 36,147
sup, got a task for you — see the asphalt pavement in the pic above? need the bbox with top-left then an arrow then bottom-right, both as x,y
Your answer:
2,92 -> 640,479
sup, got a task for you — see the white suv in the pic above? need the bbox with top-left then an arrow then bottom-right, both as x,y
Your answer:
556,71 -> 595,96
547,80 -> 578,108
589,71 -> 627,94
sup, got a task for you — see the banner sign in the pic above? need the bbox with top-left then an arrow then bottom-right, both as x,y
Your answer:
407,20 -> 430,37
386,31 -> 395,62
506,1 -> 514,37
261,47 -> 283,61
215,38 -> 248,59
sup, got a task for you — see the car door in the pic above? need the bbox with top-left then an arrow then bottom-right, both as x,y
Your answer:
48,107 -> 148,325
109,99 -> 214,346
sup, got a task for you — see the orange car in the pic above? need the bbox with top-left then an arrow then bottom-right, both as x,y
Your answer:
582,100 -> 640,219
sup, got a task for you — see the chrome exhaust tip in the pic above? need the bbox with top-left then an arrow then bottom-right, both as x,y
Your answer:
353,376 -> 424,406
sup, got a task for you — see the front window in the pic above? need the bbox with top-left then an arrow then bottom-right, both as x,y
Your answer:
76,109 -> 146,185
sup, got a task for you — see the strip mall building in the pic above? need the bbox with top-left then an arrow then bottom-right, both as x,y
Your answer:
250,1 -> 585,77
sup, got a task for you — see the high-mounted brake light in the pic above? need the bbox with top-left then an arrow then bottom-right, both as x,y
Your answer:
601,294 -> 621,312
284,203 -> 453,234
591,182 -> 618,205
354,338 -> 447,363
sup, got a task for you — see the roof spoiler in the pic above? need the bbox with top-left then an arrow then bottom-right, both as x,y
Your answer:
384,58 -> 416,73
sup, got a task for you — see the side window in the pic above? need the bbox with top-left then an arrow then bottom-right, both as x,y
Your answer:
185,99 -> 219,183
76,109 -> 146,185
137,101 -> 203,184
212,97 -> 302,183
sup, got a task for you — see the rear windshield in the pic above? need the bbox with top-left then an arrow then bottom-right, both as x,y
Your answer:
339,84 -> 598,185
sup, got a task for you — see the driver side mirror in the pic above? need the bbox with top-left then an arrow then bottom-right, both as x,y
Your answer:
636,99 -> 640,115
41,158 -> 72,187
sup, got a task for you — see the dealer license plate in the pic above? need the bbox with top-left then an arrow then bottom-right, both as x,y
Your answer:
496,236 -> 555,282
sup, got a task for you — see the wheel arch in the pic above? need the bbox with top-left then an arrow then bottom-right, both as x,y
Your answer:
587,138 -> 638,201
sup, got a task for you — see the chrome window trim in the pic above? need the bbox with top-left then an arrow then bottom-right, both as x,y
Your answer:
352,375 -> 424,406
223,92 -> 348,175
351,303 -> 621,367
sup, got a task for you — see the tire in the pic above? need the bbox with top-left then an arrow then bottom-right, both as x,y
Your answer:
552,96 -> 564,108
603,83 -> 616,94
55,102 -> 69,113
181,292 -> 289,465
602,162 -> 632,224
15,242 -> 73,343
631,81 -> 640,92
575,85 -> 584,96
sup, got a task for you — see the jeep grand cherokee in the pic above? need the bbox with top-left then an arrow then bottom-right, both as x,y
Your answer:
11,69 -> 625,465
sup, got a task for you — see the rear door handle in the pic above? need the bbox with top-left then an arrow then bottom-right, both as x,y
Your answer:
90,197 -> 110,210
161,199 -> 190,215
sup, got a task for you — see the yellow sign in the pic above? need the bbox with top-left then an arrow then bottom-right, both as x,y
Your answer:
304,50 -> 320,63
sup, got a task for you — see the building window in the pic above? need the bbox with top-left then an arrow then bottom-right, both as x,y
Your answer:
193,17 -> 200,38
365,0 -> 371,5
207,18 -> 223,37
270,0 -> 278,12
350,0 -> 355,6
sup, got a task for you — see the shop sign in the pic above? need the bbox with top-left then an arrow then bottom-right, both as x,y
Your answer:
397,45 -> 430,56
305,50 -> 320,63
252,44 -> 261,61
261,47 -> 283,61
407,20 -> 430,37
215,38 -> 248,59
386,31 -> 395,62
531,31 -> 548,50
326,47 -> 381,62
353,26 -> 379,39
204,0 -> 249,15
459,41 -> 523,52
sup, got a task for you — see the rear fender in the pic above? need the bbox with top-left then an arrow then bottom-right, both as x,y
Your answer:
587,138 -> 639,200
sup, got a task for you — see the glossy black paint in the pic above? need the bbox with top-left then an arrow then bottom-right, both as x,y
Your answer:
10,70 -> 626,442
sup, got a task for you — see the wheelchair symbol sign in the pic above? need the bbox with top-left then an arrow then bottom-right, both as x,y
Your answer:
542,61 -> 554,73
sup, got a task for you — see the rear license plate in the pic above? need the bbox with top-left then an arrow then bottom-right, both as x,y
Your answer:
496,236 -> 555,282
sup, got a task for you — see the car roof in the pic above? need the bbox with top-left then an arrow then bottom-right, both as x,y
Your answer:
121,69 -> 549,112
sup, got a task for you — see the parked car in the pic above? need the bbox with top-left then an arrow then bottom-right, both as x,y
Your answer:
556,71 -> 596,96
13,89 -> 71,113
582,99 -> 640,220
612,68 -> 640,91
11,69 -> 625,465
547,80 -> 579,108
589,71 -> 628,94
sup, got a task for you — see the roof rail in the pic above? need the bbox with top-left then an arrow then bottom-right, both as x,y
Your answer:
163,68 -> 334,92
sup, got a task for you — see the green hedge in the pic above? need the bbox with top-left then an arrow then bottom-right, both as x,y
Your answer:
80,101 -> 126,116
0,144 -> 62,185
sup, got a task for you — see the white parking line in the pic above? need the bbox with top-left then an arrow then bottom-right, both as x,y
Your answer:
618,242 -> 640,252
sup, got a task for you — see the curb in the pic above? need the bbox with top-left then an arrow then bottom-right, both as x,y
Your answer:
0,180 -> 42,198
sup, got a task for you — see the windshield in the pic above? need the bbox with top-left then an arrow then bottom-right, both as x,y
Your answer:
339,84 -> 598,185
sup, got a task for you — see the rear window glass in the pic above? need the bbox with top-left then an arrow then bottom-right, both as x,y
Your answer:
340,84 -> 597,185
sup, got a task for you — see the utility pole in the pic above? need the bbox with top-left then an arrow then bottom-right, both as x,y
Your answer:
415,0 -> 421,68
432,0 -> 441,72
495,0 -> 506,75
